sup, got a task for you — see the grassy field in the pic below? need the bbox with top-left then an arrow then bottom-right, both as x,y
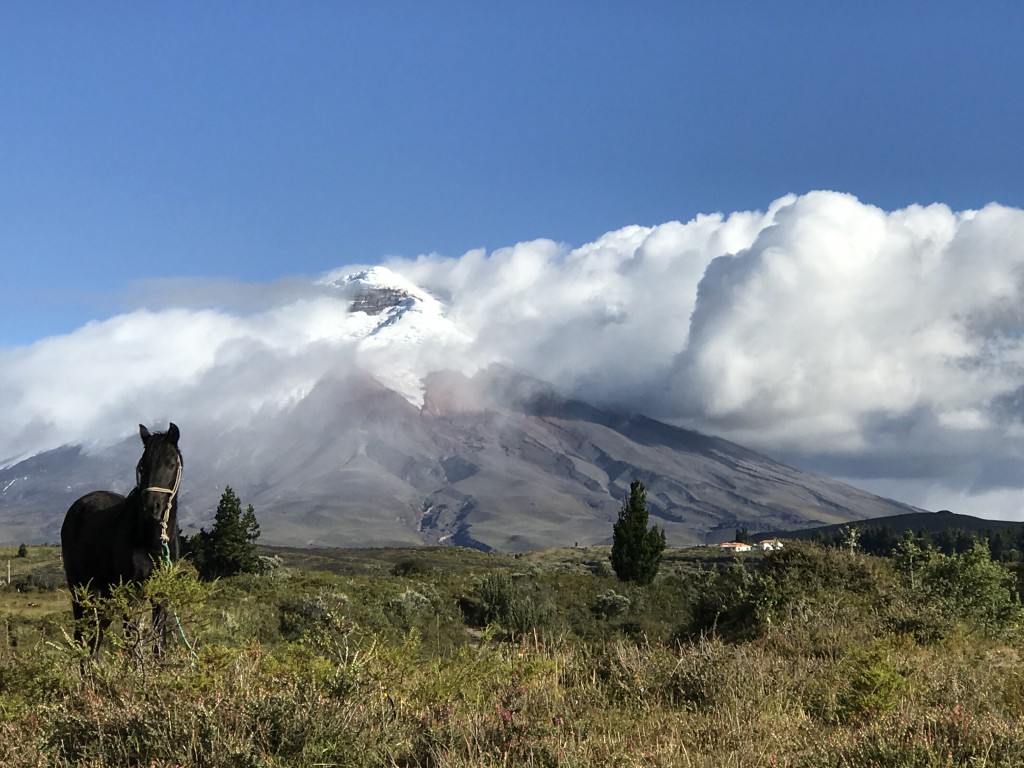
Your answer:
2,540 -> 1024,766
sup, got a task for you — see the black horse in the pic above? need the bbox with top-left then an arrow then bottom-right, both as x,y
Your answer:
61,423 -> 183,653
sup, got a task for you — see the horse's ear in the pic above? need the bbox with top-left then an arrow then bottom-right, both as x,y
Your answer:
140,424 -> 151,444
167,423 -> 180,444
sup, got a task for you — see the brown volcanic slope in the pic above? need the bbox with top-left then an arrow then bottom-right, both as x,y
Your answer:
0,368 -> 917,551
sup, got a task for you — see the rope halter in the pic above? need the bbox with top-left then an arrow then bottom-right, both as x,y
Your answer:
140,460 -> 182,543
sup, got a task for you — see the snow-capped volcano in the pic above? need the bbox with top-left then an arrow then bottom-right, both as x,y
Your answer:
0,265 -> 921,549
0,261 -> 921,551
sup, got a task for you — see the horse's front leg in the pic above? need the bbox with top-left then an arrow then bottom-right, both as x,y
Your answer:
71,599 -> 87,647
72,597 -> 109,658
151,602 -> 168,657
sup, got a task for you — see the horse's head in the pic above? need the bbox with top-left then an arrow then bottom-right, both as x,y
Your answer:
136,423 -> 183,542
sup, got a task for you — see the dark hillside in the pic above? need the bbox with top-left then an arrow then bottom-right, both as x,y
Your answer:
759,509 -> 1024,557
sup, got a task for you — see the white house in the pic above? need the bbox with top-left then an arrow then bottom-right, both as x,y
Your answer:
719,541 -> 753,553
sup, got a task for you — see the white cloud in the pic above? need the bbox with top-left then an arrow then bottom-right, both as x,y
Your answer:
5,191 -> 1024,519
670,194 -> 1024,470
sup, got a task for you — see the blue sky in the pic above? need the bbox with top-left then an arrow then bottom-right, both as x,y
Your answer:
3,2 -> 1022,345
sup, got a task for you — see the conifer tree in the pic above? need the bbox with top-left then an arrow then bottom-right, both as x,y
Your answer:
610,479 -> 666,585
241,502 -> 260,552
189,486 -> 262,579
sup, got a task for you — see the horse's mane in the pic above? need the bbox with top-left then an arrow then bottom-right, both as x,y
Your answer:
148,429 -> 184,468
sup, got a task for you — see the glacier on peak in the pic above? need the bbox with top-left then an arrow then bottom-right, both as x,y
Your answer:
319,266 -> 475,405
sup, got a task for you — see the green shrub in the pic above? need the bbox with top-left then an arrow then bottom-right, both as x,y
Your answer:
389,588 -> 433,626
392,557 -> 433,577
476,572 -> 516,626
279,590 -> 349,642
680,562 -> 764,641
470,572 -> 556,638
592,589 -> 631,619
836,645 -> 908,722
922,542 -> 1023,636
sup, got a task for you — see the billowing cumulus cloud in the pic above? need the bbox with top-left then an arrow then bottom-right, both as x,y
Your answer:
4,190 -> 1024,518
674,195 -> 1024,472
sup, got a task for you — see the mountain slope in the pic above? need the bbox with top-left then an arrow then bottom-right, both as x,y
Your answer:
0,366 -> 918,551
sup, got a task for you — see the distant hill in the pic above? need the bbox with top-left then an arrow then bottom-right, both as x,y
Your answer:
760,509 -> 1024,540
757,509 -> 1024,558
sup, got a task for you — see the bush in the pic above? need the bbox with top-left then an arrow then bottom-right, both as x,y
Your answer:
922,542 -> 1023,636
836,646 -> 908,722
389,588 -> 434,627
592,589 -> 631,620
279,590 -> 349,642
470,572 -> 556,637
681,563 -> 764,641
392,558 -> 433,577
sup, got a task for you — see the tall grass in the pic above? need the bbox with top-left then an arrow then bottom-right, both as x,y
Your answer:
2,541 -> 1024,766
